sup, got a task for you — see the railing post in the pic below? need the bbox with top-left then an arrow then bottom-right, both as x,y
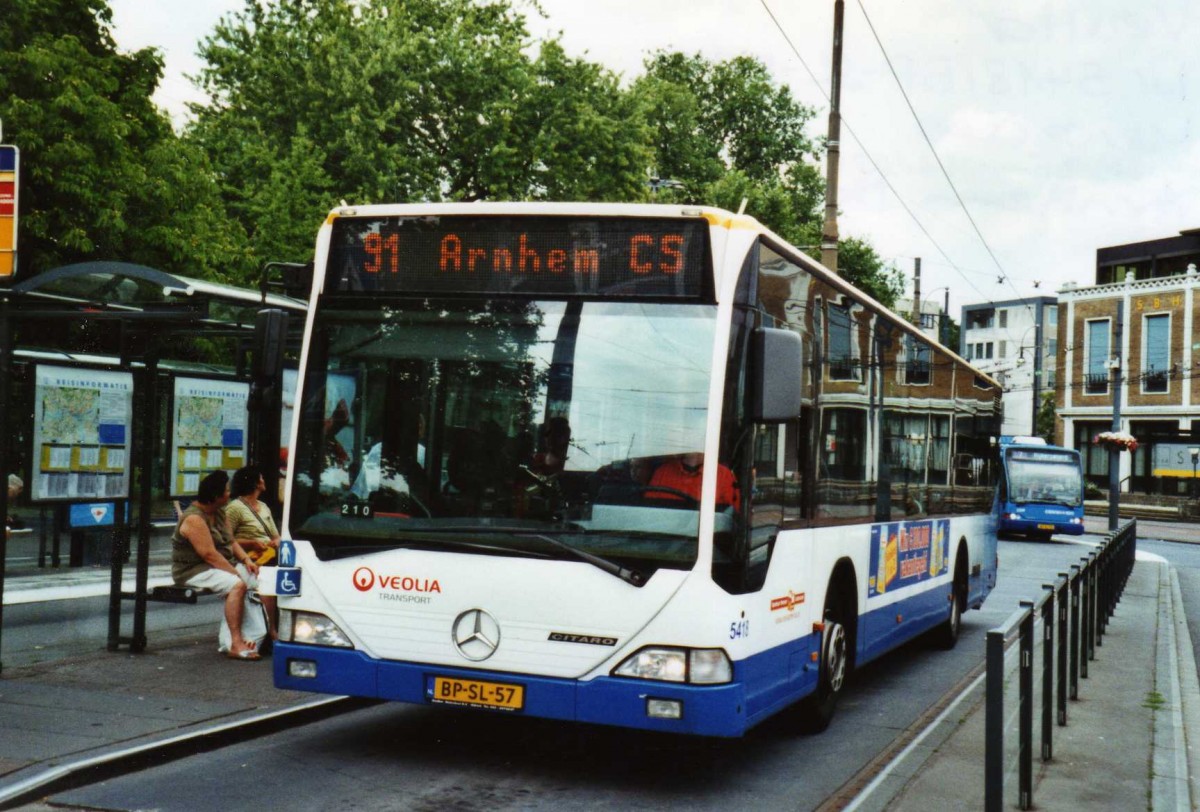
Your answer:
986,628 -> 1006,812
1019,600 -> 1034,810
1087,552 -> 1099,659
1042,586 -> 1055,760
1080,556 -> 1091,676
1057,574 -> 1069,725
1070,564 -> 1081,698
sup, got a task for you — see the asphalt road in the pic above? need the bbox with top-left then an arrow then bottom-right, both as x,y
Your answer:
25,535 -> 1103,812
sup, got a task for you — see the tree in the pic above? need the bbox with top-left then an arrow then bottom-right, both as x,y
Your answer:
0,0 -> 247,280
635,53 -> 825,247
187,0 -> 652,276
1035,390 -> 1056,443
837,236 -> 905,310
635,52 -> 900,307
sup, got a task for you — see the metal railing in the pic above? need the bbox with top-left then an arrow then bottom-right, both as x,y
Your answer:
984,519 -> 1137,811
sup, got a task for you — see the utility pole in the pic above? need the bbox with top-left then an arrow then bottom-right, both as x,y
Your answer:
820,0 -> 845,275
1031,316 -> 1042,436
1108,301 -> 1123,531
942,288 -> 950,345
911,257 -> 922,324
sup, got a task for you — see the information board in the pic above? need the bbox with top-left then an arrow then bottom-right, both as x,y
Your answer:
31,365 -> 133,502
169,377 -> 250,497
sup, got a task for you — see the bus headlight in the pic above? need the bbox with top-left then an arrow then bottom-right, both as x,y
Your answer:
281,609 -> 354,648
612,647 -> 732,684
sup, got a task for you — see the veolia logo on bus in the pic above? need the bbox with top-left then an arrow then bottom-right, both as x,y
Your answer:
352,566 -> 441,594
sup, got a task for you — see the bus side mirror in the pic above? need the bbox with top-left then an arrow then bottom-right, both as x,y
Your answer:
752,327 -> 803,422
254,308 -> 289,381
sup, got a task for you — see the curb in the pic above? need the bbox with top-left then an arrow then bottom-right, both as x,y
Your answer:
1153,563 -> 1193,810
1170,566 -> 1200,809
0,695 -> 355,810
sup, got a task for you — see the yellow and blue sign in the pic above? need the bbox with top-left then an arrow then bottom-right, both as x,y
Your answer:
0,145 -> 17,278
869,518 -> 949,597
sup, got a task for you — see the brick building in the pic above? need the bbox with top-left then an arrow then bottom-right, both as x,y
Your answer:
1056,228 -> 1200,494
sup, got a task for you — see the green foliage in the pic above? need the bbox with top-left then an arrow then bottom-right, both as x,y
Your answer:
4,0 -> 904,304
1035,390 -> 1056,443
0,0 -> 247,279
635,51 -> 896,300
837,236 -> 905,310
635,52 -> 825,247
188,0 -> 652,276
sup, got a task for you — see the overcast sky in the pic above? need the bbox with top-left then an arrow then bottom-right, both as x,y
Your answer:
108,0 -> 1200,320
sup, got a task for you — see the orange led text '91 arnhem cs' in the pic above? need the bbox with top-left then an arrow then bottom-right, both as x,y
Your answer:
362,231 -> 685,277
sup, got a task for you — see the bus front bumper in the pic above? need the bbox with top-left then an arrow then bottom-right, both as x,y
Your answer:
1002,517 -> 1085,536
273,642 -> 751,737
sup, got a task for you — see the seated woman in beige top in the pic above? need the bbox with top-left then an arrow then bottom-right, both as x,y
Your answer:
228,466 -> 281,640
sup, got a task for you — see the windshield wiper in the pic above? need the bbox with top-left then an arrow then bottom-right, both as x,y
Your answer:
388,534 -> 555,559
402,525 -> 647,586
518,533 -> 647,587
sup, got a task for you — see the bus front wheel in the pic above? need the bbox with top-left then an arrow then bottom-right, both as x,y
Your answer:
799,602 -> 850,732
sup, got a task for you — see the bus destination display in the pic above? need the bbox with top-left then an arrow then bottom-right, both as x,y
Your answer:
1010,450 -> 1074,463
328,216 -> 709,298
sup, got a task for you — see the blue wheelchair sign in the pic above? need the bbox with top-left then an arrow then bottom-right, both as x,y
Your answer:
276,568 -> 301,596
278,540 -> 297,567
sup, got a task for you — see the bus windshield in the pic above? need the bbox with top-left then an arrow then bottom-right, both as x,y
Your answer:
1006,452 -> 1083,507
290,297 -> 719,573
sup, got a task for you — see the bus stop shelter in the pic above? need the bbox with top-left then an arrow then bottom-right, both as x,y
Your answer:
0,261 -> 308,667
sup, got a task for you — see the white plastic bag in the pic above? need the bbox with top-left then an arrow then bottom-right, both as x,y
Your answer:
218,591 -> 269,653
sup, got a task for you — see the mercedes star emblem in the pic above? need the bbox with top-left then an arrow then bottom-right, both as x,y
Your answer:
452,608 -> 501,661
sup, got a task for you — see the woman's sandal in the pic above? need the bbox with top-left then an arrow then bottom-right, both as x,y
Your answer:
226,648 -> 261,661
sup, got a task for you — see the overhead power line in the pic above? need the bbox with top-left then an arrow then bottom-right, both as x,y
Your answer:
755,0 -> 991,305
852,0 -> 1028,307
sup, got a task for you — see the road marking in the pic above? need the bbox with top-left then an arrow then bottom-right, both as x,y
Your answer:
840,668 -> 986,811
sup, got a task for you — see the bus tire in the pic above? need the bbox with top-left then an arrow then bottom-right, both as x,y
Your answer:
935,546 -> 969,650
799,577 -> 853,733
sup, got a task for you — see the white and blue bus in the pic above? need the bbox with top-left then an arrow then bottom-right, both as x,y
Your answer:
997,437 -> 1084,540
271,203 -> 1000,736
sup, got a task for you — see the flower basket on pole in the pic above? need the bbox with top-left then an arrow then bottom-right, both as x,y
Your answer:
1092,431 -> 1138,453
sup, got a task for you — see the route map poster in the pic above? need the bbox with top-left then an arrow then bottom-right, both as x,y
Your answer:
31,365 -> 133,502
169,377 -> 250,498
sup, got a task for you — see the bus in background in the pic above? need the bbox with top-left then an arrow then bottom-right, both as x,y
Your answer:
269,202 -> 1001,737
997,436 -> 1084,540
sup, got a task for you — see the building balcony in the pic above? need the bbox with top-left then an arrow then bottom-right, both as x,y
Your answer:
1084,373 -> 1109,395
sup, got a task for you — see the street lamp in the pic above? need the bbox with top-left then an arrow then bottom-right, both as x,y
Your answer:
1013,325 -> 1044,437
1190,447 -> 1199,497
916,286 -> 950,344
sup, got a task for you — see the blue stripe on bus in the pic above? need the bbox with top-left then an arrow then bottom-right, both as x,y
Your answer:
273,585 -> 959,737
273,643 -> 755,736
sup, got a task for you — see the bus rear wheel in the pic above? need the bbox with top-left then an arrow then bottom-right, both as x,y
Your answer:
934,551 -> 968,650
